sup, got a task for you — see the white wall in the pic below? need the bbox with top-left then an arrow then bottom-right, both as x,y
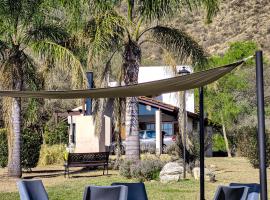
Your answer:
68,115 -> 105,153
138,66 -> 195,112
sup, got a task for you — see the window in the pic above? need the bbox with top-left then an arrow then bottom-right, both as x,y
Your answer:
71,123 -> 76,144
162,123 -> 173,135
146,123 -> 155,130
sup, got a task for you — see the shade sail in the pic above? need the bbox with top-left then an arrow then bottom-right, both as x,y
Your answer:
0,60 -> 245,99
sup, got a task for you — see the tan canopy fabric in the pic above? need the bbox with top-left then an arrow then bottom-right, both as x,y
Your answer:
0,60 -> 245,99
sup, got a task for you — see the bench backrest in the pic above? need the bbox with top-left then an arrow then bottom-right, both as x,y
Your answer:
68,152 -> 109,164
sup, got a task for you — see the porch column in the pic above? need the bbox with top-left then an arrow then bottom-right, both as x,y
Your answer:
104,115 -> 112,150
156,110 -> 162,155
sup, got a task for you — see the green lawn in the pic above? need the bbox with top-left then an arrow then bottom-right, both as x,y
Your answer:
1,157 -> 270,200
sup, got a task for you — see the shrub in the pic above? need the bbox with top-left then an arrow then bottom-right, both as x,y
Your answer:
212,134 -> 227,152
44,121 -> 68,146
119,159 -> 164,181
236,126 -> 270,168
38,144 -> 66,166
0,129 -> 8,168
21,128 -> 42,170
119,159 -> 132,178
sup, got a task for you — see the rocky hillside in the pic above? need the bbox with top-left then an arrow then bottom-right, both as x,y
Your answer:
177,0 -> 270,57
142,0 -> 270,63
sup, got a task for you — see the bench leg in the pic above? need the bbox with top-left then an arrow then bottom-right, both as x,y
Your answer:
107,164 -> 108,175
103,165 -> 105,175
64,166 -> 66,178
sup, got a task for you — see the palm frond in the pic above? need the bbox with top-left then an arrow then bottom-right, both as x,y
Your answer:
86,10 -> 126,57
29,40 -> 87,88
25,25 -> 69,44
20,52 -> 43,90
150,26 -> 207,66
138,0 -> 180,21
138,0 -> 219,22
88,0 -> 121,15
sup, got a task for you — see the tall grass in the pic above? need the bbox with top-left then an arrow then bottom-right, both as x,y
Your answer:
38,144 -> 66,166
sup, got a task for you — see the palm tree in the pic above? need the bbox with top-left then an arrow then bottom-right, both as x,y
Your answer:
83,0 -> 219,160
0,0 -> 85,177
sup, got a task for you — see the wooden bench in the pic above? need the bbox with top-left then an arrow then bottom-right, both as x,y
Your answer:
64,152 -> 109,177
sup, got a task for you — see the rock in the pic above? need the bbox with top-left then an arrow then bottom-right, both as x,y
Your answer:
192,167 -> 216,182
159,162 -> 183,183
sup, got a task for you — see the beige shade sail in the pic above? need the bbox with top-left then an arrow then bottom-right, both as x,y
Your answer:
0,60 -> 245,99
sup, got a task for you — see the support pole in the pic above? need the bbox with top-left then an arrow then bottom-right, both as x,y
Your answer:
255,51 -> 268,200
183,90 -> 187,179
199,87 -> 205,200
155,110 -> 162,155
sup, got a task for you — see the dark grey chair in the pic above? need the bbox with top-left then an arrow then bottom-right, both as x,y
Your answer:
17,180 -> 49,200
83,185 -> 128,200
229,183 -> 260,200
213,185 -> 249,200
111,182 -> 148,200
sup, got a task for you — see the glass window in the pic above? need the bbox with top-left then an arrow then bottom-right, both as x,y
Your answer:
162,123 -> 173,135
146,123 -> 155,130
71,123 -> 76,144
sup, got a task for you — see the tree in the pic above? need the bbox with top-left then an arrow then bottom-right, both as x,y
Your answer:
0,0 -> 85,177
203,41 -> 258,157
84,0 -> 219,160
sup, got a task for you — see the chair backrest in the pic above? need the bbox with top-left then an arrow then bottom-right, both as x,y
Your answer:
17,180 -> 49,200
111,182 -> 148,200
229,183 -> 260,200
213,186 -> 249,200
83,185 -> 128,200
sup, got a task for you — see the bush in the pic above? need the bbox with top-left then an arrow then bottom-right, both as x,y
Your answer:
212,134 -> 227,152
44,121 -> 68,146
38,144 -> 66,166
0,129 -> 8,168
21,128 -> 42,170
119,159 -> 164,181
119,159 -> 132,178
236,126 -> 270,168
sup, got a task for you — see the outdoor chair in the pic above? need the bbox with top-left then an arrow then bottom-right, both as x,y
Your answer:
111,182 -> 148,200
229,183 -> 260,200
213,185 -> 249,200
83,185 -> 128,200
17,179 -> 49,200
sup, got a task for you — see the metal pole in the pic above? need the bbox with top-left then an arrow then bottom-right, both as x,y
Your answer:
199,87 -> 205,200
183,90 -> 187,179
255,51 -> 268,200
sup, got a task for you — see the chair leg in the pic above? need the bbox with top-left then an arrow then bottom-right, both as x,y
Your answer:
64,166 -> 66,178
107,165 -> 108,175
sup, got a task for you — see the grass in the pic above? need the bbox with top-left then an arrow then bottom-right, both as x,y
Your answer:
1,157 -> 270,200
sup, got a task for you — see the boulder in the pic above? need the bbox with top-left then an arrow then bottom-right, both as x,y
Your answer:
192,167 -> 216,182
159,162 -> 183,183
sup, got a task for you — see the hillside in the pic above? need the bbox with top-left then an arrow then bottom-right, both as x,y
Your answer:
142,0 -> 270,63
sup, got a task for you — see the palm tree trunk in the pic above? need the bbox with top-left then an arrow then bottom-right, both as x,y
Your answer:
8,97 -> 22,177
8,55 -> 23,178
123,39 -> 141,161
177,91 -> 185,159
221,115 -> 232,157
